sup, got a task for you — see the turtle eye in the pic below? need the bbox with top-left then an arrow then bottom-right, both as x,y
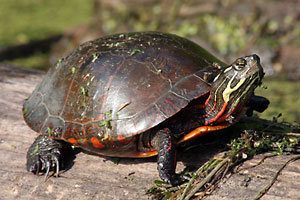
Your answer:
233,58 -> 247,70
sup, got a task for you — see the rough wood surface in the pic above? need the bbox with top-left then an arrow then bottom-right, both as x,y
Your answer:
1,63 -> 300,200
206,154 -> 300,200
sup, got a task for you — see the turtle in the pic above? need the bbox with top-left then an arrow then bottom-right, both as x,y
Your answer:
23,31 -> 269,185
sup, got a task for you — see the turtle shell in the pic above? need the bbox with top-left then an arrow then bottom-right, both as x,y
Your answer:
23,32 -> 224,157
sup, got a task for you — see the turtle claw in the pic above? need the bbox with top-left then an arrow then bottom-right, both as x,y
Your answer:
44,161 -> 51,179
54,155 -> 60,176
163,174 -> 190,186
43,154 -> 60,180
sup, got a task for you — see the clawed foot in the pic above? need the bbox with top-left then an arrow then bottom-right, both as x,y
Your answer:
26,135 -> 63,178
246,95 -> 269,116
162,174 -> 190,186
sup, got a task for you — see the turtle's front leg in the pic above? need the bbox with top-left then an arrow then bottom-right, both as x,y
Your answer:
151,128 -> 188,185
26,135 -> 71,178
246,95 -> 270,116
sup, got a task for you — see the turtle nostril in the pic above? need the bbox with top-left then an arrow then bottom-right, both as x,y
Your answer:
251,54 -> 260,63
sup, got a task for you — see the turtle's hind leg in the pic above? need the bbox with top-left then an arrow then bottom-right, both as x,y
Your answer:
26,135 -> 73,178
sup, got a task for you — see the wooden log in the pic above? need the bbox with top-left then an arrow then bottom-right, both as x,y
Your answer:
0,63 -> 299,200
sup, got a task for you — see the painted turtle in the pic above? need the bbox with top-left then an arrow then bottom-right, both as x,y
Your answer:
23,32 -> 269,185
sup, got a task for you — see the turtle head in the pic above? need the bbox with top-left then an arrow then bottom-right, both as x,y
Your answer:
205,54 -> 264,124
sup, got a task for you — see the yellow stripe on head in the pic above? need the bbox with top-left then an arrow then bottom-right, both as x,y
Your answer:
222,74 -> 246,103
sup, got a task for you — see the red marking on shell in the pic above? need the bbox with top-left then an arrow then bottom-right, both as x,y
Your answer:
68,138 -> 78,146
63,78 -> 75,109
73,127 -> 80,136
164,99 -> 176,109
87,126 -> 92,132
110,140 -> 119,149
61,58 -> 86,116
81,138 -> 88,144
117,135 -> 131,144
98,58 -> 125,119
91,137 -> 105,149
81,126 -> 86,136
144,110 -> 151,124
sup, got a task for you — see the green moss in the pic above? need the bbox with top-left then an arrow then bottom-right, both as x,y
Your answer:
0,0 -> 92,46
98,110 -> 113,129
29,144 -> 39,156
0,0 -> 92,70
80,86 -> 88,96
197,14 -> 248,55
256,78 -> 300,124
23,108 -> 28,115
47,127 -> 52,136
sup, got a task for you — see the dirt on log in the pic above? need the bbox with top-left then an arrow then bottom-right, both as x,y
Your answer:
0,63 -> 300,200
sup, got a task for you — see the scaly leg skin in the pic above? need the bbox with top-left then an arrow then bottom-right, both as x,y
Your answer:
151,128 -> 189,186
246,95 -> 270,116
26,135 -> 68,178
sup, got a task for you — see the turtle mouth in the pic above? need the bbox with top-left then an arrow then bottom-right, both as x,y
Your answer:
244,55 -> 265,93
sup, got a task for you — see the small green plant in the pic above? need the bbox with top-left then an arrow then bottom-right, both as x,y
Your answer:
72,67 -> 76,74
147,119 -> 300,200
129,49 -> 144,56
99,110 -> 113,129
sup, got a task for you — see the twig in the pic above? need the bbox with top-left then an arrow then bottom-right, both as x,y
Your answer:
183,158 -> 230,200
265,132 -> 300,137
252,154 -> 300,200
178,159 -> 219,200
236,154 -> 276,173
